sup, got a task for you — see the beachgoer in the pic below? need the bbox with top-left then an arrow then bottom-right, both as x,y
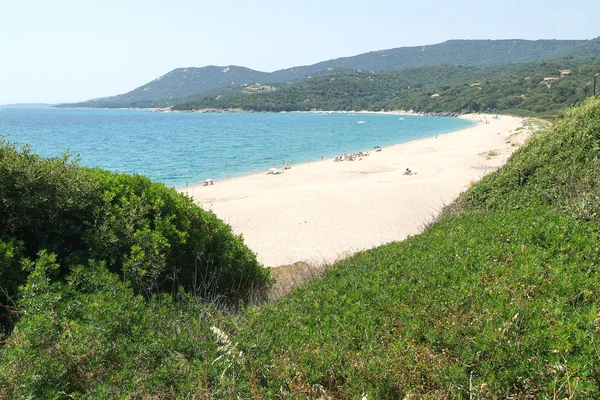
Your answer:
404,168 -> 412,176
320,153 -> 324,161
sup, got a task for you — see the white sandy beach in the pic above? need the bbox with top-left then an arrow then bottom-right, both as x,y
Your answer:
182,114 -> 529,267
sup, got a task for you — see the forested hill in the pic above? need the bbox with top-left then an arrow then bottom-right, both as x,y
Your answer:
64,66 -> 276,109
271,38 -> 596,77
62,37 -> 599,109
173,57 -> 600,116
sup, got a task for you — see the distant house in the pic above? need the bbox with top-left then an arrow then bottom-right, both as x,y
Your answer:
431,93 -> 440,98
543,77 -> 560,83
524,77 -> 532,80
520,94 -> 527,99
471,82 -> 482,86
242,84 -> 278,94
543,76 -> 560,88
560,69 -> 572,76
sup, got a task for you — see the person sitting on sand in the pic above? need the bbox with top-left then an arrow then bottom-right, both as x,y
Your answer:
404,168 -> 412,176
203,178 -> 214,186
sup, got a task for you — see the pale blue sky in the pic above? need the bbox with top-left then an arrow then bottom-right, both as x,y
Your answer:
1,0 -> 598,104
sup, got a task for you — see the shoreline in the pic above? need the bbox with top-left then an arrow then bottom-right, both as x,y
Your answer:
177,114 -> 476,189
154,106 -> 462,118
180,114 -> 531,268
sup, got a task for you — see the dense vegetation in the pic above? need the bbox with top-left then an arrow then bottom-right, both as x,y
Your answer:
287,37 -> 599,76
0,141 -> 271,335
2,95 -> 600,398
63,37 -> 600,109
64,66 -> 279,109
174,58 -> 600,116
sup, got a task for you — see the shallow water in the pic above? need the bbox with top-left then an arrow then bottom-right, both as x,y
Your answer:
0,106 -> 473,187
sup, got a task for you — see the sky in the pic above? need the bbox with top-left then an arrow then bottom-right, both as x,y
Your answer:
1,0 -> 598,105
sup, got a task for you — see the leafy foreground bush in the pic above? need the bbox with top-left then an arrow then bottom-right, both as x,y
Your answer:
0,141 -> 271,334
0,254 -> 224,398
3,100 -> 600,398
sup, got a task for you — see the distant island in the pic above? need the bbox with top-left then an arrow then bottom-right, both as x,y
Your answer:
59,37 -> 600,116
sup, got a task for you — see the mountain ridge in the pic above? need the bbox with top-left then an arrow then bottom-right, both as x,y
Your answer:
62,37 -> 600,108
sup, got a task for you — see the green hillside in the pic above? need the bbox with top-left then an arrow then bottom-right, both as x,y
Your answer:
0,143 -> 271,336
62,66 -> 277,109
174,58 -> 600,116
273,38 -> 594,76
2,96 -> 600,398
63,37 -> 599,109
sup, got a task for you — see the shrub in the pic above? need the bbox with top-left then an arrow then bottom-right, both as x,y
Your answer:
0,253 -> 221,398
0,139 -> 271,332
0,236 -> 24,338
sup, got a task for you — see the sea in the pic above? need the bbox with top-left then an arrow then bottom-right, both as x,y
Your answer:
0,106 -> 474,188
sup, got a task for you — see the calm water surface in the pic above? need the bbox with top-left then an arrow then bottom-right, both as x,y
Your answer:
0,106 -> 473,187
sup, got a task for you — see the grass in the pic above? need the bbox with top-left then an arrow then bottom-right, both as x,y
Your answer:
2,98 -> 600,398
480,149 -> 500,159
266,261 -> 330,301
235,206 -> 600,398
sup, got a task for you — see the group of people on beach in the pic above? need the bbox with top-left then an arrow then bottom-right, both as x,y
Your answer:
476,114 -> 500,124
266,163 -> 292,175
334,151 -> 370,162
205,156 -> 414,186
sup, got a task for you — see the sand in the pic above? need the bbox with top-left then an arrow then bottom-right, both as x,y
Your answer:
182,114 -> 528,268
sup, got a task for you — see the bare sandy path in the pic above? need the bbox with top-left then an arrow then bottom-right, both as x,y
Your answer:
182,114 -> 528,267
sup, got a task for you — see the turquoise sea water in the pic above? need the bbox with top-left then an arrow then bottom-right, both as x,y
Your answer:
0,106 -> 473,188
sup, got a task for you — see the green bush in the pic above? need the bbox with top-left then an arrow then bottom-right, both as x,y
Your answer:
0,253 -> 221,398
0,236 -> 24,337
0,140 -> 271,332
82,169 -> 271,300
